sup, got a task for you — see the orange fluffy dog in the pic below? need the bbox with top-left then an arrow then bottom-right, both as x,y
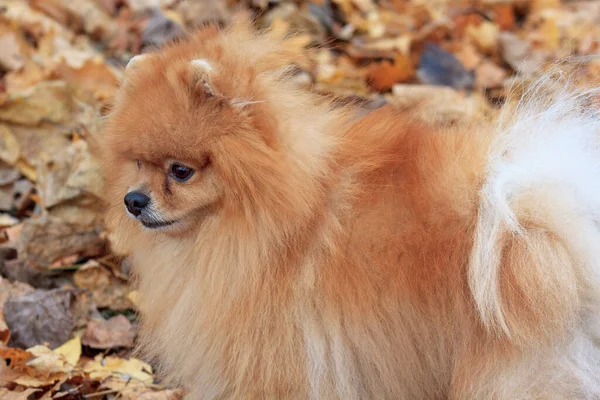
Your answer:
99,18 -> 600,399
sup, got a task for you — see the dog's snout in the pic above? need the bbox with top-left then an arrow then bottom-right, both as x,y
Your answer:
124,191 -> 150,217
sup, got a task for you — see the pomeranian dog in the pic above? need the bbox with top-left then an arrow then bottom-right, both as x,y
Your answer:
99,17 -> 600,399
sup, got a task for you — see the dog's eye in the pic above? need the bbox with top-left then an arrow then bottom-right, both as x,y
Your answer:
136,160 -> 142,170
170,163 -> 195,182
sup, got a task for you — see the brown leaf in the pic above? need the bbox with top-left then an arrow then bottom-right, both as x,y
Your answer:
493,4 -> 516,31
466,21 -> 499,55
0,124 -> 20,165
475,60 -> 508,90
4,288 -> 75,349
367,54 -> 414,92
0,388 -> 41,400
54,59 -> 121,103
49,0 -> 120,42
175,0 -> 232,29
73,261 -> 133,310
0,30 -> 26,71
14,215 -> 106,269
82,315 -> 135,349
456,43 -> 482,70
0,81 -> 74,126
36,139 -> 104,209
0,277 -> 34,346
498,32 -> 548,77
141,8 -> 187,52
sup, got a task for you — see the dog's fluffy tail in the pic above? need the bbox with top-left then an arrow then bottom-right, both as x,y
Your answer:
469,70 -> 600,345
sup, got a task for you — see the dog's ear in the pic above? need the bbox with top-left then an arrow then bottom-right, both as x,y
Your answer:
166,58 -> 227,108
189,59 -> 220,98
125,54 -> 149,71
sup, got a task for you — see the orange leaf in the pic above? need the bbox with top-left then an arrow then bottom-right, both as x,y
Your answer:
367,54 -> 414,92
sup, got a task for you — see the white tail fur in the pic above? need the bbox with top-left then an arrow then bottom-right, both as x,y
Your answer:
470,70 -> 600,341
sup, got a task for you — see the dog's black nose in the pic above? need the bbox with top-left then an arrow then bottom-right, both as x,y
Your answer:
124,191 -> 150,217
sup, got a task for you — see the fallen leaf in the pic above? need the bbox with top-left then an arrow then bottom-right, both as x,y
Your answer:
456,43 -> 483,70
52,0 -> 120,43
141,8 -> 187,52
0,213 -> 20,227
537,14 -> 560,50
475,60 -> 508,90
0,388 -> 41,400
367,54 -> 414,91
13,344 -> 72,387
84,354 -> 153,384
82,315 -> 135,349
417,43 -> 475,90
0,124 -> 20,165
498,32 -> 548,76
493,4 -> 516,31
73,261 -> 134,310
0,164 -> 20,186
0,81 -> 74,126
0,30 -> 26,71
466,21 -> 499,54
0,277 -> 34,346
175,0 -> 232,28
36,139 -> 104,209
54,59 -> 121,103
53,336 -> 81,366
4,288 -> 75,349
14,215 -> 105,269
126,290 -> 140,308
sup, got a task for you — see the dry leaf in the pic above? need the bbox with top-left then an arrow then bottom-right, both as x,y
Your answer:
0,213 -> 19,227
456,43 -> 483,70
14,215 -> 105,269
4,288 -> 75,349
36,139 -> 104,209
0,81 -> 74,126
0,31 -> 26,71
13,344 -> 73,387
0,388 -> 41,400
417,43 -> 475,90
54,59 -> 120,102
466,21 -> 499,54
73,261 -> 133,310
475,60 -> 508,90
53,336 -> 82,366
498,32 -> 548,76
0,277 -> 34,346
0,124 -> 20,165
82,315 -> 135,349
84,354 -> 153,384
141,8 -> 187,51
367,54 -> 414,91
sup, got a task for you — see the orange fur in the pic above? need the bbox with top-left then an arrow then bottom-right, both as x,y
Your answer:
99,19 -> 600,399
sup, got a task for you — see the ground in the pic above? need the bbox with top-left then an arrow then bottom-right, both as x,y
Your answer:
0,0 -> 599,398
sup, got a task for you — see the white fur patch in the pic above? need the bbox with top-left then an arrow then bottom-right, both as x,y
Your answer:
126,54 -> 148,69
191,59 -> 213,73
470,73 -> 600,336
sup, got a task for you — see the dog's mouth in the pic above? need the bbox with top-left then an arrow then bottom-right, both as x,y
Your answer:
139,218 -> 178,229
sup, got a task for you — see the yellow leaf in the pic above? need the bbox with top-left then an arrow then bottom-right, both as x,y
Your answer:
15,158 -> 36,181
0,124 -> 20,165
127,290 -> 140,308
84,355 -> 153,385
53,336 -> 81,366
13,345 -> 71,387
